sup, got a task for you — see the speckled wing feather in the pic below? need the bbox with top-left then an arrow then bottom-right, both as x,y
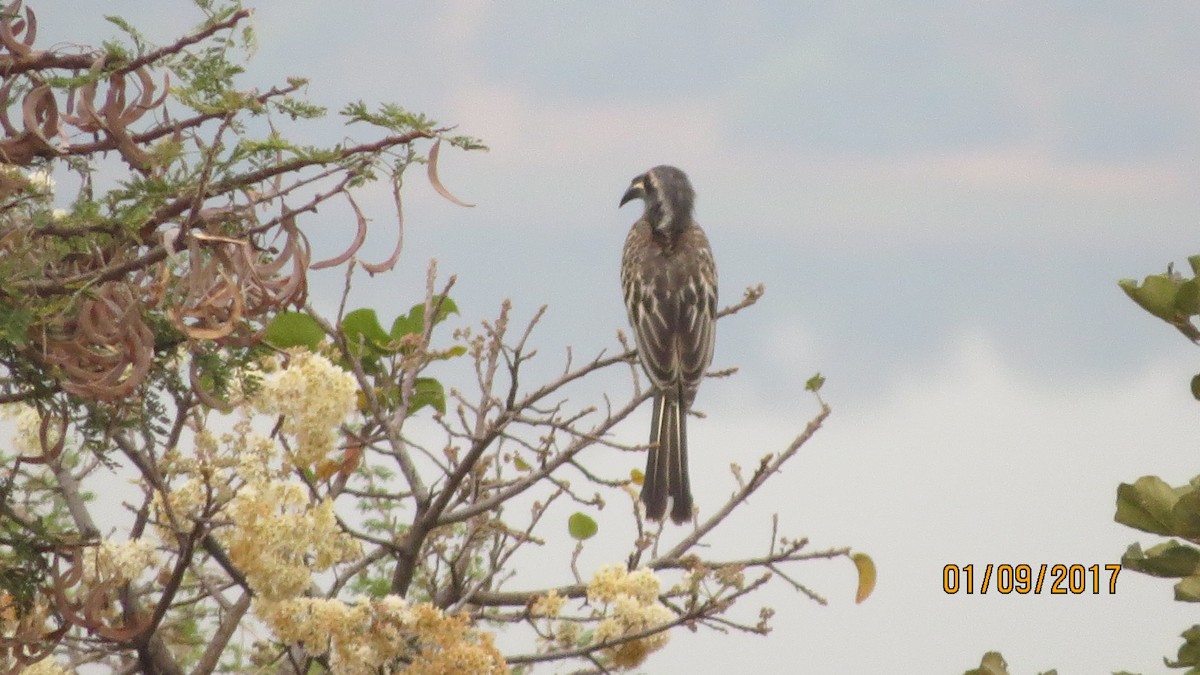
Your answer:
621,221 -> 717,399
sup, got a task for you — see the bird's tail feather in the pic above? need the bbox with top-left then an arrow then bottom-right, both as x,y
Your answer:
642,393 -> 693,524
670,398 -> 692,524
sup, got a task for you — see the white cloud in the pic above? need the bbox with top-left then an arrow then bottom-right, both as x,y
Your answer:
446,83 -> 722,171
695,143 -> 1198,253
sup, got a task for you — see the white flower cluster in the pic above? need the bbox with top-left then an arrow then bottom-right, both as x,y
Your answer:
153,425 -> 256,528
255,596 -> 508,675
529,589 -> 564,617
219,480 -> 360,601
584,564 -> 673,669
83,538 -> 160,585
0,403 -> 62,457
252,349 -> 358,469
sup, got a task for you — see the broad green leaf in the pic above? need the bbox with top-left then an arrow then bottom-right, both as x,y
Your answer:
342,308 -> 389,353
265,311 -> 323,349
1173,489 -> 1200,538
851,552 -> 876,604
513,455 -> 531,471
410,377 -> 446,414
1168,625 -> 1200,668
630,468 -> 644,486
391,295 -> 459,339
1122,540 -> 1200,578
1115,476 -> 1178,535
568,512 -> 598,540
391,312 -> 419,339
1178,279 -> 1200,315
1119,275 -> 1180,322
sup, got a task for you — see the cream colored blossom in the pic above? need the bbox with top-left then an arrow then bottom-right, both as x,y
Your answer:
623,568 -> 661,604
152,477 -> 207,527
219,479 -> 360,600
231,427 -> 283,484
83,539 -> 159,584
255,596 -> 507,675
153,415 -> 282,542
0,403 -> 59,457
530,589 -> 564,617
587,564 -> 661,604
592,616 -> 623,644
587,563 -> 628,604
253,349 -> 358,469
584,564 -> 672,670
553,619 -> 581,650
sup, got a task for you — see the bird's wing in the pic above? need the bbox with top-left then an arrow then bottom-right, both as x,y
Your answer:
622,221 -> 717,397
675,225 -> 717,395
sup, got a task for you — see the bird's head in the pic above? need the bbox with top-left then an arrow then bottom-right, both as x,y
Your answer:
620,165 -> 695,234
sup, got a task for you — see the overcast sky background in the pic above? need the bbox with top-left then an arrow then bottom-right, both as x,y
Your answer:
36,2 -> 1200,672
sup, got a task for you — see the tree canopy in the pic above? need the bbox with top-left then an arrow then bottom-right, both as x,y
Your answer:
0,3 -> 860,673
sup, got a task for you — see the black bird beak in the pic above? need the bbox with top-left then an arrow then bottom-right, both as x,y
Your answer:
619,181 -> 645,207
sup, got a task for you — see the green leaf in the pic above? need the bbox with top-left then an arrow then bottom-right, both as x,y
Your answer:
1179,279 -> 1200,315
568,512 -> 598,541
434,345 -> 468,361
805,372 -> 825,393
1174,489 -> 1200,538
264,311 -> 323,349
1115,476 -> 1178,536
1120,274 -> 1180,322
1122,540 -> 1200,578
341,101 -> 436,134
1167,625 -> 1200,668
391,313 -> 419,340
391,296 -> 460,339
964,652 -> 1009,675
410,377 -> 446,414
1176,575 -> 1200,602
1192,374 -> 1200,402
342,308 -> 389,354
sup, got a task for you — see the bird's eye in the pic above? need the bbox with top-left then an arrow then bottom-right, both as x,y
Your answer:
642,178 -> 655,195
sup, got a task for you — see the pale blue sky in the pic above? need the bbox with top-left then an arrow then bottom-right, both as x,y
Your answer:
38,2 -> 1200,672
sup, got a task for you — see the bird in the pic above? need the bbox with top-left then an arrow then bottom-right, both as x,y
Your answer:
619,165 -> 718,524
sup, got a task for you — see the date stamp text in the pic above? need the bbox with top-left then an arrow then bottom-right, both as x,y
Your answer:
942,563 -> 1121,595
